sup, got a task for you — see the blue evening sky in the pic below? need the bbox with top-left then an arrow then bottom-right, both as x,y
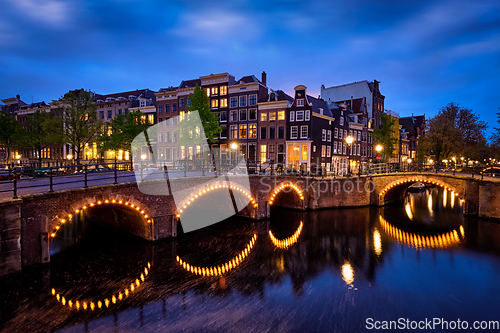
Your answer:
1,0 -> 499,135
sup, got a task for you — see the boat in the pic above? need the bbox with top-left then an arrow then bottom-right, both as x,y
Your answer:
407,182 -> 426,192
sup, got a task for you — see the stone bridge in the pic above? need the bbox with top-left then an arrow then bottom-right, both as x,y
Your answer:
1,173 -> 499,275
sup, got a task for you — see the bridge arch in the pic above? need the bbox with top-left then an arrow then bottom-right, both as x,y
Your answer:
49,197 -> 151,243
269,182 -> 304,207
378,176 -> 465,205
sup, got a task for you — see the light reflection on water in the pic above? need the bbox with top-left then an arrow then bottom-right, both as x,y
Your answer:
1,188 -> 500,332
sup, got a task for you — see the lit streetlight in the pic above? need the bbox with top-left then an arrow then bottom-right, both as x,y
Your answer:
345,136 -> 354,175
141,154 -> 147,161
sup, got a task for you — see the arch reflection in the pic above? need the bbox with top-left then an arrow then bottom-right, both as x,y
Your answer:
269,221 -> 303,249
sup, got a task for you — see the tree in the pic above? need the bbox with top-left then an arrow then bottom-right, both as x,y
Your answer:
99,110 -> 150,154
0,111 -> 24,165
14,110 -> 63,168
372,113 -> 398,162
420,102 -> 487,163
54,90 -> 102,164
187,83 -> 221,144
490,108 -> 500,149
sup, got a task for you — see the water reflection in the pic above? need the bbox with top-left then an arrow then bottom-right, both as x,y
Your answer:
1,191 -> 500,332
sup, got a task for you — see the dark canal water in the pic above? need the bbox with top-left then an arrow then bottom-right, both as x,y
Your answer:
1,187 -> 500,332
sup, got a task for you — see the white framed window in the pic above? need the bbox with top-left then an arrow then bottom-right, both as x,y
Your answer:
261,112 -> 267,122
296,111 -> 304,121
334,128 -> 338,138
290,111 -> 295,122
240,109 -> 247,121
334,142 -> 338,154
327,130 -> 332,142
321,145 -> 326,157
239,96 -> 247,107
357,144 -> 361,156
344,130 -> 348,138
300,125 -> 308,138
278,110 -> 285,121
338,129 -> 342,139
322,129 -> 327,141
230,125 -> 238,138
327,146 -> 331,157
305,110 -> 310,121
340,116 -> 344,126
343,143 -> 346,154
297,99 -> 304,106
249,94 -> 257,106
290,126 -> 298,139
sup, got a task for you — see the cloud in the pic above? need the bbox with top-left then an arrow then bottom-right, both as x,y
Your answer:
5,0 -> 75,26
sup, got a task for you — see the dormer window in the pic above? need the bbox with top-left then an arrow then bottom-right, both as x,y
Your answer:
297,99 -> 304,106
270,92 -> 276,101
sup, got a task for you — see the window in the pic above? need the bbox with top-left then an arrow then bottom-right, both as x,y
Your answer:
327,130 -> 332,142
357,144 -> 361,156
188,98 -> 192,107
165,132 -> 170,142
239,109 -> 247,121
249,94 -> 257,106
248,144 -> 256,161
349,130 -> 353,137
180,98 -> 185,107
358,131 -> 361,141
220,86 -> 227,95
239,124 -> 247,138
230,125 -> 238,139
158,132 -> 163,143
327,146 -> 331,157
158,118 -> 162,124
343,143 -> 346,154
291,126 -> 298,139
220,124 -> 227,138
296,111 -> 304,121
278,126 -> 285,139
230,110 -> 238,122
239,96 -> 247,107
260,127 -> 267,140
261,112 -> 267,122
108,110 -> 112,119
269,126 -> 276,139
220,98 -> 227,107
179,111 -> 185,121
260,145 -> 267,163
172,103 -> 177,112
118,109 -> 122,115
158,105 -> 162,113
220,111 -> 227,122
305,110 -> 310,121
334,128 -> 338,138
302,144 -> 308,160
290,111 -> 295,121
340,116 -> 344,126
300,125 -> 308,138
100,111 -> 104,119
322,129 -> 327,141
278,110 -> 285,121
322,145 -> 326,157
211,99 -> 219,108
297,99 -> 304,106
249,124 -> 257,138
148,114 -> 154,124
249,108 -> 257,120
269,144 -> 275,155
344,130 -> 348,138
230,97 -> 238,108
211,87 -> 218,95
269,112 -> 276,121
165,104 -> 170,112
125,108 -> 129,114
334,142 -> 338,154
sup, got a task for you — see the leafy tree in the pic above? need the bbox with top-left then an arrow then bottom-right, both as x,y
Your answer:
372,113 -> 398,162
420,103 -> 487,163
14,110 -> 63,168
0,111 -> 24,165
187,83 -> 221,145
99,110 -> 150,154
490,108 -> 500,151
54,90 -> 102,164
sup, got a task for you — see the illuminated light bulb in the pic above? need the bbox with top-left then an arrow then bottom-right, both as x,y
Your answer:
51,233 -> 56,237
76,301 -> 80,309
145,215 -> 148,218
62,297 -> 66,305
203,190 -> 206,193
68,300 -> 73,307
83,206 -> 87,209
90,302 -> 95,310
68,214 -> 72,218
141,210 -> 144,214
136,207 -> 140,210
125,202 -> 129,205
136,279 -> 140,286
125,289 -> 129,296
51,288 -> 55,295
75,210 -> 79,213
90,203 -> 94,207
112,295 -> 116,304
83,302 -> 87,310
148,262 -> 151,269
105,299 -> 109,307
56,294 -> 60,301
147,220 -> 151,223
144,267 -> 148,275
119,201 -> 122,204
141,273 -> 145,281
112,200 -> 116,203
105,200 -> 109,203
98,201 -> 102,205
131,204 -> 134,207
118,293 -> 123,300
98,301 -> 102,308
130,284 -> 135,292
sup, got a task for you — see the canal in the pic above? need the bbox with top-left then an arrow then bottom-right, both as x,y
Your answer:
1,186 -> 500,332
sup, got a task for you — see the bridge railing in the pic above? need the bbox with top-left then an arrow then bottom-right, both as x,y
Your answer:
0,158 -> 498,200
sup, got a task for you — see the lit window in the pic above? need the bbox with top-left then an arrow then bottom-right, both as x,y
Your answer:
301,125 -> 308,138
302,144 -> 308,160
220,98 -> 227,107
278,111 -> 285,121
261,113 -> 267,122
141,115 -> 146,123
291,126 -> 298,139
269,112 -> 276,121
179,111 -> 185,120
327,146 -> 331,157
211,87 -> 218,95
249,124 -> 257,138
322,145 -> 326,157
260,145 -> 267,163
239,124 -> 247,138
211,99 -> 219,108
148,114 -> 154,124
230,125 -> 238,138
205,88 -> 210,97
220,86 -> 227,95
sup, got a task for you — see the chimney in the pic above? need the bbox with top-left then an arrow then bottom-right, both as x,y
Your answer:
261,71 -> 267,86
16,94 -> 20,100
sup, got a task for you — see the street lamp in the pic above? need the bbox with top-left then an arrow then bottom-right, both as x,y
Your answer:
15,154 -> 21,165
141,154 -> 147,161
345,136 -> 354,175
230,142 -> 238,174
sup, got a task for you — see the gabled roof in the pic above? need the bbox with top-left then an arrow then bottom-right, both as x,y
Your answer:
399,115 -> 425,136
94,89 -> 153,101
307,95 -> 333,117
235,75 -> 262,85
179,79 -> 201,89
159,86 -> 177,92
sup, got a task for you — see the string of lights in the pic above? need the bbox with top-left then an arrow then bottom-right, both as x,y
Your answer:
268,221 -> 303,249
379,178 -> 465,204
269,183 -> 304,205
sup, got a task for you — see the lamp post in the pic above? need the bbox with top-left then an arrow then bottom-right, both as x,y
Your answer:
452,156 -> 456,175
407,158 -> 412,172
231,142 -> 238,175
345,136 -> 354,175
